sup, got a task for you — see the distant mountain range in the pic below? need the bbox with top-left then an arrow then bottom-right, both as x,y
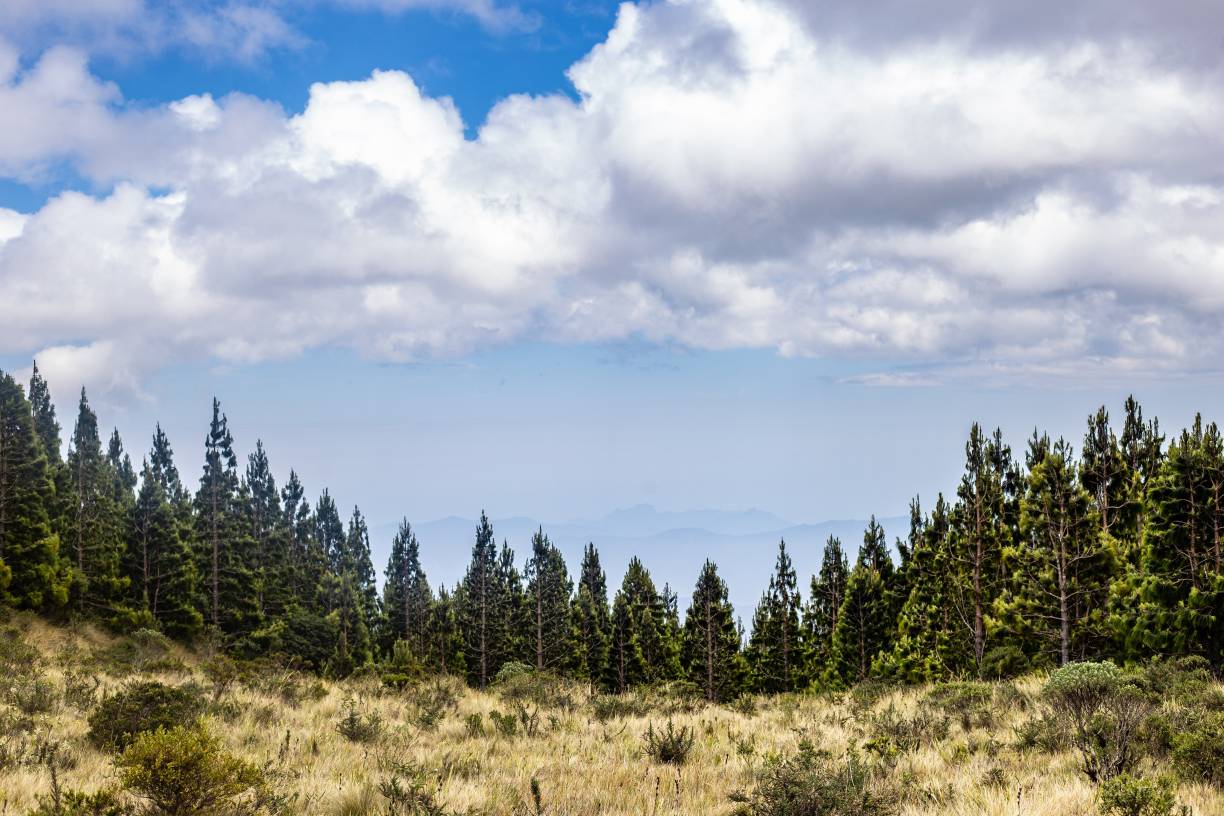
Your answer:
371,505 -> 907,621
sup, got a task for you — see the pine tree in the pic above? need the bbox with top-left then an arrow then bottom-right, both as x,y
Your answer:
346,506 -> 381,651
64,389 -> 128,617
659,582 -> 683,682
605,587 -> 648,693
801,536 -> 848,682
682,560 -> 745,702
457,512 -> 513,687
27,362 -> 61,464
315,490 -> 346,576
1119,397 -> 1165,562
429,584 -> 464,676
126,459 -> 201,637
498,539 -> 526,666
884,495 -> 964,681
107,429 -> 137,507
0,370 -> 67,609
949,424 -> 1016,675
995,435 -> 1111,668
381,519 -> 432,659
1082,407 -> 1132,541
830,520 -> 897,684
616,557 -> 678,683
523,528 -> 574,672
746,540 -> 803,693
282,471 -> 325,613
572,543 -> 611,685
323,570 -> 373,676
193,399 -> 255,639
1122,417 -> 1224,664
244,442 -> 291,620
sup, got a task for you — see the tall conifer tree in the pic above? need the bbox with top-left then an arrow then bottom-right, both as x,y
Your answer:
682,560 -> 745,702
572,543 -> 611,685
746,540 -> 802,692
523,528 -> 574,672
381,519 -> 432,658
801,536 -> 848,682
0,371 -> 67,609
64,389 -> 128,617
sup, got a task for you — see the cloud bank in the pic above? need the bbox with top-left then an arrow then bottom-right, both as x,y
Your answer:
2,0 -> 1223,398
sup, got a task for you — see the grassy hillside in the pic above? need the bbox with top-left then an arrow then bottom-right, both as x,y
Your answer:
1,614 -> 1221,816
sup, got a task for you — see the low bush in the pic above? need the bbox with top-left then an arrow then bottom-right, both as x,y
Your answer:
87,681 -> 205,751
591,694 -> 649,722
1045,662 -> 1151,782
926,682 -> 995,730
335,697 -> 382,743
494,667 -> 577,711
1169,711 -> 1224,788
117,725 -> 265,816
867,703 -> 950,753
23,787 -> 134,816
642,719 -> 695,766
1013,711 -> 1069,753
9,676 -> 59,716
0,627 -> 40,679
1097,774 -> 1177,816
729,743 -> 896,816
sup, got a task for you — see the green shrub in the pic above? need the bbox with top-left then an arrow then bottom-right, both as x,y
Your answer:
87,682 -> 205,751
201,655 -> 240,701
489,709 -> 518,738
926,682 -> 995,730
642,719 -> 695,766
1013,711 -> 1069,753
62,671 -> 101,711
0,627 -> 40,679
1097,774 -> 1177,816
378,763 -> 448,816
335,697 -> 382,743
867,703 -> 949,753
463,713 -> 484,738
380,641 -> 425,691
9,677 -> 59,716
729,742 -> 896,816
1170,711 -> 1224,787
23,787 -> 134,816
591,694 -> 649,722
494,667 -> 576,711
1045,662 -> 1151,782
118,725 -> 265,816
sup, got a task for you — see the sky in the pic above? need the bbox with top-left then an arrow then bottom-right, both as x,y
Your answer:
3,0 -> 1224,580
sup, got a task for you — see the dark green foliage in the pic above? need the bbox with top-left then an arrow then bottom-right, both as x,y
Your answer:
335,696 -> 382,743
125,457 -> 201,638
729,743 -> 896,816
1097,774 -> 1177,816
194,399 -> 256,639
682,560 -> 745,702
802,536 -> 848,683
243,441 -> 292,624
1168,711 -> 1224,787
830,521 -> 896,684
747,541 -> 803,693
1119,416 -> 1224,664
88,681 -> 205,751
63,389 -> 130,619
642,718 -> 695,765
996,435 -> 1111,667
24,787 -> 134,816
381,519 -> 432,660
457,513 -> 516,688
522,527 -> 574,672
27,362 -> 61,464
0,370 -> 67,609
572,543 -> 611,686
604,558 -> 677,692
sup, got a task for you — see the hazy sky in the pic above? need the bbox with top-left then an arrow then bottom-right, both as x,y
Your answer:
2,0 -> 1224,550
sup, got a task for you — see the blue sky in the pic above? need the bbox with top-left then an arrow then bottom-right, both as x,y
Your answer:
3,0 -> 1224,582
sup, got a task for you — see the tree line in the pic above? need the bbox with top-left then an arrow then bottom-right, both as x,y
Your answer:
0,366 -> 1220,700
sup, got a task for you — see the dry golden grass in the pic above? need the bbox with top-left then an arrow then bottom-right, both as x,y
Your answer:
1,613 -> 1221,816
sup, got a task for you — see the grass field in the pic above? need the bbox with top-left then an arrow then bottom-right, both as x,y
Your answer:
1,613 -> 1221,816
